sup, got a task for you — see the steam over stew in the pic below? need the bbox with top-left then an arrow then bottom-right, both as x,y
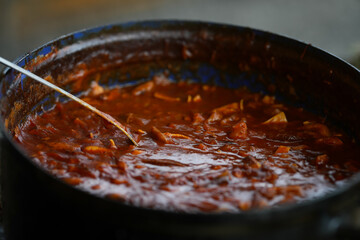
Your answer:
15,75 -> 360,212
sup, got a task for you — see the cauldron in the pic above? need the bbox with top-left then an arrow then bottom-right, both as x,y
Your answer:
1,20 -> 360,240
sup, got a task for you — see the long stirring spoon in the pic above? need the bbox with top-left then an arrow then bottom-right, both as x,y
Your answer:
0,56 -> 138,146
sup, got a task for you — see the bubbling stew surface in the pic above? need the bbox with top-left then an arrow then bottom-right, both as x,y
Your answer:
15,75 -> 360,212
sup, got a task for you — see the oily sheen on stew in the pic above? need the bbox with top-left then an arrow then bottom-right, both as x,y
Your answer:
14,75 -> 360,213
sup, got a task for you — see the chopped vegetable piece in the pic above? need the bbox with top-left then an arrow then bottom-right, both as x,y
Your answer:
83,146 -> 111,154
154,92 -> 180,102
48,142 -> 80,152
62,177 -> 83,186
89,81 -> 105,96
212,102 -> 239,115
187,95 -> 192,103
132,81 -> 154,95
164,132 -> 192,139
74,118 -> 87,128
110,179 -> 128,185
196,143 -> 207,150
136,129 -> 146,134
151,126 -> 169,144
275,146 -> 291,154
263,112 -> 287,124
106,193 -> 125,201
132,150 -> 144,155
91,185 -> 101,190
117,161 -> 128,172
193,94 -> 202,102
109,139 -> 117,148
262,95 -> 275,104
239,99 -> 244,111
142,159 -> 187,167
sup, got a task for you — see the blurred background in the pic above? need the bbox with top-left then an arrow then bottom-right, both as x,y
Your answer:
0,0 -> 359,67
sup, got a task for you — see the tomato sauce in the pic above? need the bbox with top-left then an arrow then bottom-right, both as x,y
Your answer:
14,74 -> 360,212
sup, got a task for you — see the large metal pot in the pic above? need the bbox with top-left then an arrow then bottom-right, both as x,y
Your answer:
1,20 -> 360,240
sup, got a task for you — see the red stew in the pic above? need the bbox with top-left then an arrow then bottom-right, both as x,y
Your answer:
14,75 -> 360,212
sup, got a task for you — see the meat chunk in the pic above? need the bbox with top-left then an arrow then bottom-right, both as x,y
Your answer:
207,111 -> 223,122
192,113 -> 205,125
229,121 -> 248,139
